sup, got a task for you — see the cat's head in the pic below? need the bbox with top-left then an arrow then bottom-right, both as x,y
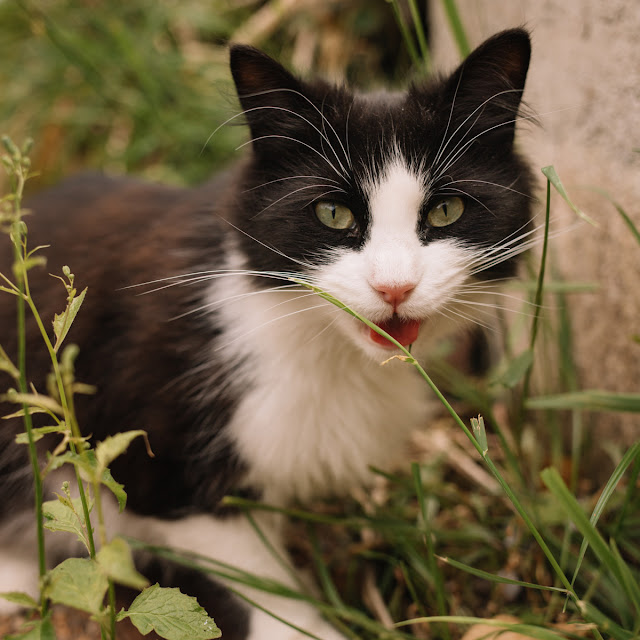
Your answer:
228,30 -> 534,359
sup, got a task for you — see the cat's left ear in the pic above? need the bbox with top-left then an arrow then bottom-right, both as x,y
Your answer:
229,44 -> 313,144
442,28 -> 532,143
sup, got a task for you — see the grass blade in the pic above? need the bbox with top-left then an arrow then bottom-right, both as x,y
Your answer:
541,467 -> 640,619
526,391 -> 640,413
440,0 -> 470,57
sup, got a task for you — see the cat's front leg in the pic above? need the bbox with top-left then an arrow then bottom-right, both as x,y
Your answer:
137,510 -> 349,640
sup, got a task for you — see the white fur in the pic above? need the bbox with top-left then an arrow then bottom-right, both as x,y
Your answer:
211,156 -> 482,507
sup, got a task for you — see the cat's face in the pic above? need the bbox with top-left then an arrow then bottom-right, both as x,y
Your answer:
228,30 -> 533,359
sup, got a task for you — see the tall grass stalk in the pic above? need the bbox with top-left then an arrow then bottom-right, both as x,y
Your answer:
1,137 -> 47,601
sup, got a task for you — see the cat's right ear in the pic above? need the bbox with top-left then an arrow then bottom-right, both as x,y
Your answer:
229,45 -> 308,143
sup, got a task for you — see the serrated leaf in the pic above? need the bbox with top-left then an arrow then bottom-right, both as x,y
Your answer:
0,591 -> 39,610
491,349 -> 533,389
48,450 -> 98,482
95,430 -> 148,474
48,450 -> 128,509
42,495 -> 93,552
117,584 -> 220,640
52,287 -> 87,351
43,557 -> 108,615
96,537 -> 148,590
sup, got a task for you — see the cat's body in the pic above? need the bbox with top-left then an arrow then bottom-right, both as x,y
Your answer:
0,30 -> 533,639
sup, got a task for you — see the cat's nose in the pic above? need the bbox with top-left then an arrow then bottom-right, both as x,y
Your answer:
372,283 -> 416,309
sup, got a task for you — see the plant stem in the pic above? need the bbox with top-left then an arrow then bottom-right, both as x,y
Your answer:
7,158 -> 48,614
23,291 -> 97,558
294,278 -> 577,598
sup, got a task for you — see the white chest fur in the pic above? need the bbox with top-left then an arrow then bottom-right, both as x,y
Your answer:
211,276 -> 435,505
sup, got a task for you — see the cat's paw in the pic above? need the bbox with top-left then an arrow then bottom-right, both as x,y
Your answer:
246,608 -> 348,640
0,552 -> 39,615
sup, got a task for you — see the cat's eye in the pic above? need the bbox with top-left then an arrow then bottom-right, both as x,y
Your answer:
314,201 -> 355,230
427,197 -> 465,227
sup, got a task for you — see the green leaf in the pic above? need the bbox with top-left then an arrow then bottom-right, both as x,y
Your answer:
52,286 -> 87,352
42,494 -> 93,552
470,415 -> 488,454
526,390 -> 640,413
491,349 -> 533,388
3,390 -> 64,415
0,591 -> 39,610
15,425 -> 63,444
542,165 -> 598,226
0,344 -> 20,380
96,537 -> 148,590
117,584 -> 220,640
95,430 -> 149,475
589,186 -> 640,247
571,442 -> 640,586
541,468 -> 640,610
438,556 -> 568,594
576,599 -> 636,640
102,467 -> 127,512
43,557 -> 108,615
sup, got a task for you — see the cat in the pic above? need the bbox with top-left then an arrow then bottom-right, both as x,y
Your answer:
0,28 -> 533,640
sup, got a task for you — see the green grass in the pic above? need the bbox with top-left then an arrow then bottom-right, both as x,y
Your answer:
1,2 -> 639,639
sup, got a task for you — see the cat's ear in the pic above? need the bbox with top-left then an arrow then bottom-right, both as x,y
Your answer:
229,44 -> 312,144
443,28 -> 531,143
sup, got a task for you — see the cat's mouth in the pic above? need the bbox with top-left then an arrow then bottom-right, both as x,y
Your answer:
369,315 -> 421,349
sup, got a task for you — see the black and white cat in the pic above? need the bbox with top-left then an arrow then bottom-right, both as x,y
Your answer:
0,29 -> 534,639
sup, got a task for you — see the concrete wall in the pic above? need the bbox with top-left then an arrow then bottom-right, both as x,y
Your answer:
430,1 -> 640,445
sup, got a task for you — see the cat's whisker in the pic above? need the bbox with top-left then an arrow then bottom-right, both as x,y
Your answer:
170,286 -> 317,322
435,304 -> 495,333
243,175 -> 343,194
215,301 -> 333,351
439,186 -> 496,217
344,99 -> 354,170
219,218 -> 317,271
431,88 -> 525,178
465,224 -> 572,275
129,269 -> 310,296
439,178 -> 535,200
434,107 -> 537,181
456,282 -> 544,309
250,184 -> 346,219
449,295 -> 538,319
431,69 -> 464,172
236,134 -> 347,182
237,89 -> 352,174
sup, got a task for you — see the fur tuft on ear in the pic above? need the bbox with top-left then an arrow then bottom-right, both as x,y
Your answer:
229,45 -> 313,147
230,45 -> 301,100
443,28 -> 532,144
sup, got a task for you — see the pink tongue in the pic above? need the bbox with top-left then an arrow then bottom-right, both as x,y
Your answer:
370,317 -> 421,348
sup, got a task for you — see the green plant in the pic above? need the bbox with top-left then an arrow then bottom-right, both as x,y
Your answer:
0,136 -> 221,640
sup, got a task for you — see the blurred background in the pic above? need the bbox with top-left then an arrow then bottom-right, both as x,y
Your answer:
1,0 -> 638,459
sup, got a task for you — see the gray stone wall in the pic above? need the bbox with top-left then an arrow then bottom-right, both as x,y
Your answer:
430,1 -> 640,445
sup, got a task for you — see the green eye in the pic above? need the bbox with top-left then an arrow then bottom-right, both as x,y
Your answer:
427,197 -> 465,227
314,201 -> 355,230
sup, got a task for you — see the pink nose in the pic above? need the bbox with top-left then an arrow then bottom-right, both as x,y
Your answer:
372,283 -> 416,309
